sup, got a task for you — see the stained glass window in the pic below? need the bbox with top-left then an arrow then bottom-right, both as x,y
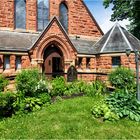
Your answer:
15,0 -> 26,29
38,0 -> 49,31
60,3 -> 68,32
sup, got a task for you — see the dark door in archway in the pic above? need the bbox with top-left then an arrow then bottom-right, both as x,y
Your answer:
52,57 -> 63,77
43,44 -> 64,78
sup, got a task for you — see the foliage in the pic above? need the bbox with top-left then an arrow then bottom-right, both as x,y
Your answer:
103,0 -> 140,39
106,89 -> 140,122
64,81 -> 86,96
91,97 -> 119,121
15,69 -> 40,97
37,93 -> 51,104
0,92 -> 17,117
81,80 -> 107,96
35,79 -> 49,93
109,67 -> 135,89
55,96 -> 63,102
13,91 -> 51,114
64,80 -> 106,97
51,76 -> 66,97
2,97 -> 140,139
21,97 -> 43,113
0,75 -> 8,92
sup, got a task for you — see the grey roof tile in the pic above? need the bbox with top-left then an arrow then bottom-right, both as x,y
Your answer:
0,30 -> 39,51
93,23 -> 140,54
70,39 -> 97,54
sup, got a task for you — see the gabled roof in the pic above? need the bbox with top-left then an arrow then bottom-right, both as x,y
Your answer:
93,23 -> 140,54
30,16 -> 76,52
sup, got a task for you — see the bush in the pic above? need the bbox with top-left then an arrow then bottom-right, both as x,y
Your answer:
106,89 -> 140,121
64,81 -> 86,96
15,69 -> 40,97
35,79 -> 49,93
64,80 -> 107,97
91,97 -> 119,121
20,97 -> 43,113
0,75 -> 8,92
0,92 -> 17,117
51,76 -> 66,97
37,93 -> 51,104
85,80 -> 107,96
109,67 -> 135,89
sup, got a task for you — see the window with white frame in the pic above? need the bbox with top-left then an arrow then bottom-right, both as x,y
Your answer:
16,56 -> 21,69
4,55 -> 10,69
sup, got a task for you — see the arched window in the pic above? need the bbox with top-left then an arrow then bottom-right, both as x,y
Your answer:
37,0 -> 49,31
59,3 -> 68,32
15,0 -> 26,29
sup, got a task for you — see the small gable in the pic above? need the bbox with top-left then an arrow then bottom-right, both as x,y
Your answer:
30,17 -> 77,59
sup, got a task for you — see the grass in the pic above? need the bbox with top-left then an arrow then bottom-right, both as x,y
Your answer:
0,96 -> 140,139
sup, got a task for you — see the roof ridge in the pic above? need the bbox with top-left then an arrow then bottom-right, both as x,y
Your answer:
100,24 -> 116,52
117,24 -> 133,50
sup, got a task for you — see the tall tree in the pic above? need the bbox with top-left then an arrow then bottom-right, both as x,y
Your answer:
103,0 -> 140,39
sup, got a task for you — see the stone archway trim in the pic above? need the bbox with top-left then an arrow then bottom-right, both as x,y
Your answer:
36,35 -> 72,60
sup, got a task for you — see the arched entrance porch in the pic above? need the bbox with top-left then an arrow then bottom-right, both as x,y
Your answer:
43,44 -> 64,77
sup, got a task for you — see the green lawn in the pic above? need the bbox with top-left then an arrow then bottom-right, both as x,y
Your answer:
0,96 -> 140,139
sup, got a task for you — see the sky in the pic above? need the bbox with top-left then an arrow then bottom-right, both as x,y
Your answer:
84,0 -> 130,33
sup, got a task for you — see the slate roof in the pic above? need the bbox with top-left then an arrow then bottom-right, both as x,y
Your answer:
94,23 -> 140,54
0,22 -> 140,55
0,30 -> 39,52
70,39 -> 97,54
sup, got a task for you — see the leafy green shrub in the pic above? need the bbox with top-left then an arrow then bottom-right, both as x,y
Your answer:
64,81 -> 85,96
0,92 -> 17,117
15,69 -> 40,97
35,79 -> 49,93
109,67 -> 135,89
13,92 -> 51,114
85,80 -> 107,96
20,97 -> 43,113
37,93 -> 51,104
91,99 -> 119,121
64,80 -> 107,97
0,75 -> 8,92
51,76 -> 66,97
106,89 -> 140,121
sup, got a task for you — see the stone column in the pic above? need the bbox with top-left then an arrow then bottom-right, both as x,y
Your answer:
81,57 -> 86,70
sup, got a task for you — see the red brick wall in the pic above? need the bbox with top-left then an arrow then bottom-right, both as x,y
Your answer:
0,0 -> 102,37
21,56 -> 31,69
0,0 -> 14,29
49,0 -> 103,37
26,0 -> 37,31
121,54 -> 136,70
96,56 -> 112,73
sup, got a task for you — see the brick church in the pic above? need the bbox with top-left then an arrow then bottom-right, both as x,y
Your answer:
0,0 -> 140,81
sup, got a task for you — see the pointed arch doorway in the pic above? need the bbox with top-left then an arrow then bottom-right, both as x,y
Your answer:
43,44 -> 64,78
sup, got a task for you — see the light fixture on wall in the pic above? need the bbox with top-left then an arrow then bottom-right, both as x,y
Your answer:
125,49 -> 131,57
126,48 -> 140,101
